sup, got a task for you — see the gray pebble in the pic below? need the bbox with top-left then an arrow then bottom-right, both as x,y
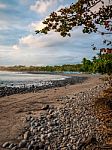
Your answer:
2,82 -> 109,149
19,140 -> 27,148
9,143 -> 15,149
28,144 -> 33,150
11,146 -> 17,150
2,142 -> 10,148
24,131 -> 30,140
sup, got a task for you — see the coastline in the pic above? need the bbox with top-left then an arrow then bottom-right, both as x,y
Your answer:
0,74 -> 110,149
0,74 -> 88,97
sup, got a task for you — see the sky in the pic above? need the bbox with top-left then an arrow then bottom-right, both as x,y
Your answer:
0,0 -> 110,66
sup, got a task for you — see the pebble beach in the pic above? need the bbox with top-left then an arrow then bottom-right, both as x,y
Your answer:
0,74 -> 111,150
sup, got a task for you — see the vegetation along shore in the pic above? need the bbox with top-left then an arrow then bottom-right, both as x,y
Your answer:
0,54 -> 112,74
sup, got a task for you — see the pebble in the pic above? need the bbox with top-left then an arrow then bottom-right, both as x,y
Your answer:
9,143 -> 15,149
40,134 -> 45,142
24,131 -> 30,140
11,146 -> 17,150
19,140 -> 27,148
0,76 -> 87,97
47,133 -> 52,138
41,104 -> 49,110
28,144 -> 33,150
2,142 -> 10,148
3,82 -> 110,149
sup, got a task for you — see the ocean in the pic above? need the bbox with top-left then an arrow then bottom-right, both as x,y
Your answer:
0,71 -> 67,87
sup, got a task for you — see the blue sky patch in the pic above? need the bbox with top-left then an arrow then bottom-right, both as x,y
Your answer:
0,0 -> 107,66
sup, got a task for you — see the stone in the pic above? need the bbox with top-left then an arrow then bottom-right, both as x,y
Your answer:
40,127 -> 44,132
2,142 -> 10,148
1,82 -> 108,150
47,133 -> 52,138
11,146 -> 17,150
19,140 -> 27,148
33,129 -> 37,134
11,147 -> 16,150
39,142 -> 45,149
40,134 -> 45,142
9,143 -> 15,149
41,104 -> 49,110
28,144 -> 33,150
30,127 -> 34,132
26,116 -> 32,121
24,131 -> 30,140
31,140 -> 36,145
34,144 -> 39,150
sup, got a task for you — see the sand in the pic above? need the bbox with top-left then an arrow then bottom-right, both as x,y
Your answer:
0,74 -> 104,149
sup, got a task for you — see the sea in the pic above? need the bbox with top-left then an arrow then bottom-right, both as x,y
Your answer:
0,71 -> 68,87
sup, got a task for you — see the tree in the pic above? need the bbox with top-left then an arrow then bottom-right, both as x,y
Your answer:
92,56 -> 97,62
81,58 -> 93,72
36,0 -> 112,47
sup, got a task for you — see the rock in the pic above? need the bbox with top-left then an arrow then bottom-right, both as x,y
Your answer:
47,133 -> 52,138
34,144 -> 39,150
2,82 -> 109,149
40,134 -> 45,142
40,127 -> 44,132
39,142 -> 45,149
32,128 -> 37,134
26,116 -> 32,121
41,104 -> 49,110
24,131 -> 30,140
9,143 -> 15,149
49,109 -> 54,114
30,127 -> 34,132
34,122 -> 38,127
37,126 -> 41,131
2,142 -> 10,148
30,140 -> 36,145
11,146 -> 17,150
28,144 -> 33,150
19,140 -> 27,148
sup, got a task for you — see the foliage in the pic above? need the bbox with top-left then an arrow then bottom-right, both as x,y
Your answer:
81,54 -> 112,74
0,64 -> 82,72
0,54 -> 111,74
36,0 -> 112,47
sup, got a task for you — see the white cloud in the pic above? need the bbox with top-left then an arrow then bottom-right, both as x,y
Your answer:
30,0 -> 64,14
30,0 -> 55,14
18,23 -> 93,50
19,31 -> 69,48
0,0 -> 109,66
19,34 -> 39,47
0,3 -> 7,9
30,21 -> 46,30
12,45 -> 20,50
0,27 -> 99,66
91,0 -> 111,12
30,0 -> 111,14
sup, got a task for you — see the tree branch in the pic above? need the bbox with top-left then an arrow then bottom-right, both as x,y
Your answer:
97,30 -> 112,35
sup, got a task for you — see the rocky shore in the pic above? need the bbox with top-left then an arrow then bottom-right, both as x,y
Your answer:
2,80 -> 111,150
0,76 -> 87,97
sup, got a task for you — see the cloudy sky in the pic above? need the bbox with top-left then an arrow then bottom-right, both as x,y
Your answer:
0,0 -> 109,66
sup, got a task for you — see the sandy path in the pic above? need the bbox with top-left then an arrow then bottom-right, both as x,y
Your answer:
0,74 -> 103,149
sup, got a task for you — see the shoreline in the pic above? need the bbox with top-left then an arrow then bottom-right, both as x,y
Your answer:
0,74 -> 109,150
0,75 -> 88,97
